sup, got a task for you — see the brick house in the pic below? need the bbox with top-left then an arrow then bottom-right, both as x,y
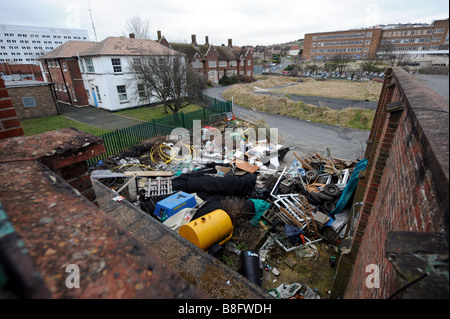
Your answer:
39,41 -> 96,107
157,32 -> 253,85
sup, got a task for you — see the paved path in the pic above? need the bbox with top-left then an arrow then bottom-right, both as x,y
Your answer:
204,87 -> 370,161
58,103 -> 144,131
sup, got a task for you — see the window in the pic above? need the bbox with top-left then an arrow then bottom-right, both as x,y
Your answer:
85,58 -> 95,72
70,85 -> 77,101
218,60 -> 227,67
62,62 -> 67,71
117,85 -> 128,102
192,59 -> 202,68
208,60 -> 216,68
22,97 -> 36,108
111,58 -> 122,72
137,84 -> 146,99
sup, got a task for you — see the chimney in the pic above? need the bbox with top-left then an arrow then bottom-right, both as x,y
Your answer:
228,39 -> 232,47
191,34 -> 197,46
129,33 -> 135,39
157,30 -> 162,41
205,36 -> 209,45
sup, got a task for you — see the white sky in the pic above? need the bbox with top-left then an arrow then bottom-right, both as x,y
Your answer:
1,0 -> 448,46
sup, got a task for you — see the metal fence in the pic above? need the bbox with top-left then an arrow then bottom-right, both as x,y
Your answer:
88,94 -> 232,165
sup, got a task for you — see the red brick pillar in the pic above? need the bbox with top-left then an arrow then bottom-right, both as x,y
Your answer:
0,128 -> 105,203
0,78 -> 24,139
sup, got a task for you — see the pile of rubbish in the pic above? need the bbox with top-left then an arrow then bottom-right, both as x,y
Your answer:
90,122 -> 367,297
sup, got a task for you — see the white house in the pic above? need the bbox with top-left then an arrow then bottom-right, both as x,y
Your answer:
288,46 -> 300,56
77,36 -> 182,111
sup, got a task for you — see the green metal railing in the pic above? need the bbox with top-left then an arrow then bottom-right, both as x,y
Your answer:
88,94 -> 232,165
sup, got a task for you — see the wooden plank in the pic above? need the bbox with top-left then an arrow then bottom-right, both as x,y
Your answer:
116,176 -> 136,193
232,159 -> 260,173
123,171 -> 173,177
293,152 -> 313,171
279,207 -> 304,228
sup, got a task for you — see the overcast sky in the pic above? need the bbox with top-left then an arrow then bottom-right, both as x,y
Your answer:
1,0 -> 448,46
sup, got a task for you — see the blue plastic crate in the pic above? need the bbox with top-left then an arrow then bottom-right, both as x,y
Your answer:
153,191 -> 197,221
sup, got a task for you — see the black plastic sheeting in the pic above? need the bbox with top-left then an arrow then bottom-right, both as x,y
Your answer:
172,167 -> 257,219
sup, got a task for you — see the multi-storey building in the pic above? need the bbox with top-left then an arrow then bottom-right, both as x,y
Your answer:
157,32 -> 253,85
303,18 -> 449,63
0,24 -> 89,65
303,28 -> 383,61
378,19 -> 449,56
40,35 -> 182,111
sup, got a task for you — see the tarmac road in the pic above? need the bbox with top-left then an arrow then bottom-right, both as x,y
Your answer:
204,87 -> 370,161
255,91 -> 378,110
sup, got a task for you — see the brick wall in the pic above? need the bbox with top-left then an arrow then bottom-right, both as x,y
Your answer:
0,128 -> 208,299
0,78 -> 24,139
6,82 -> 59,120
332,67 -> 449,299
67,59 -> 90,106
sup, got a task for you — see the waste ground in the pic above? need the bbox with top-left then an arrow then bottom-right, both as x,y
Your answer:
90,116 -> 364,299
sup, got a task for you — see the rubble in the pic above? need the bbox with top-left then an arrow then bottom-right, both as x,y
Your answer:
89,118 -> 365,298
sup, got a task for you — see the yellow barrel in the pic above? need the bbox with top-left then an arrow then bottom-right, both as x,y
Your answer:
178,209 -> 233,250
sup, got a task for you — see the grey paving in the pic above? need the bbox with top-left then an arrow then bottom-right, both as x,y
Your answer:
58,103 -> 145,131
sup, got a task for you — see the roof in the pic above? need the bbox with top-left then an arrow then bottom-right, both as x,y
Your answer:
79,37 -> 182,57
39,41 -> 96,59
4,80 -> 52,87
214,45 -> 239,60
168,43 -> 205,60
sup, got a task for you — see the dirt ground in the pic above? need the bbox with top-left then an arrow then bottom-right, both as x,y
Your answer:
220,219 -> 339,299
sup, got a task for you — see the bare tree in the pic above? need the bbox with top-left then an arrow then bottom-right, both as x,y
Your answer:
128,52 -> 206,114
378,40 -> 397,66
330,54 -> 351,73
124,16 -> 151,39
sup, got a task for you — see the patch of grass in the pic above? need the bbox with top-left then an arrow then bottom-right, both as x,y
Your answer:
276,78 -> 382,101
223,84 -> 375,130
20,115 -> 111,136
115,103 -> 203,121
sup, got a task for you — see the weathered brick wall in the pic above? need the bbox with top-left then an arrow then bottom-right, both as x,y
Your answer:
0,78 -> 24,139
0,128 -> 209,299
6,83 -> 59,120
332,67 -> 449,299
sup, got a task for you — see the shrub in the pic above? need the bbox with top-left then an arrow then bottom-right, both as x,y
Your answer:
219,74 -> 256,86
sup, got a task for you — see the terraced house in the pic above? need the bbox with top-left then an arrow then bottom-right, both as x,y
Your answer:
157,31 -> 253,84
